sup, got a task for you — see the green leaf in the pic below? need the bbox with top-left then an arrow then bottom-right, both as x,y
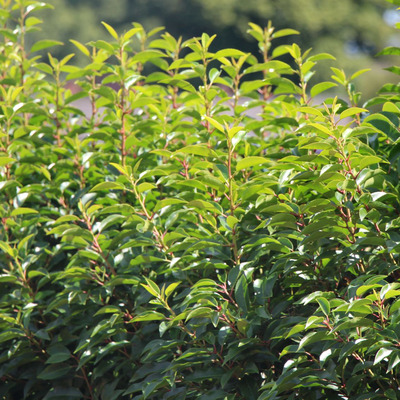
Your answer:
214,48 -> 246,58
10,207 -> 39,216
0,274 -> 20,284
17,233 -> 35,252
228,126 -> 244,139
376,47 -> 400,56
204,116 -> 224,133
0,157 -> 16,166
385,389 -> 398,400
101,21 -> 118,40
0,329 -> 25,343
331,67 -> 346,84
142,278 -> 160,297
390,299 -> 400,313
287,43 -> 301,59
31,40 -> 63,52
165,282 -> 181,298
54,215 -> 81,224
133,50 -> 167,63
154,198 -> 187,212
358,156 -> 385,170
93,39 -> 115,53
187,199 -> 222,214
209,68 -> 220,83
235,275 -> 250,313
272,28 -> 299,39
174,144 -> 217,158
236,156 -> 269,171
38,364 -> 72,380
316,297 -> 330,317
307,53 -> 336,62
93,86 -> 116,102
43,388 -> 83,398
132,311 -> 166,322
340,107 -> 367,120
137,182 -> 157,193
286,323 -> 306,338
26,16 -> 42,27
333,317 -> 374,332
196,172 -> 226,192
186,307 -> 213,320
0,241 -> 15,257
297,106 -> 325,118
0,28 -> 17,42
70,39 -> 90,57
298,331 -> 334,350
308,122 -> 333,137
374,347 -> 393,365
310,82 -> 337,97
350,68 -> 371,80
46,345 -> 70,364
227,216 -> 239,229
94,306 -> 121,316
90,182 -> 125,192
347,299 -> 372,315
388,352 -> 400,372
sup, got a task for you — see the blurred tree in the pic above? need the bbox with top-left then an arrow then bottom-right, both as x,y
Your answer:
30,0 -> 398,94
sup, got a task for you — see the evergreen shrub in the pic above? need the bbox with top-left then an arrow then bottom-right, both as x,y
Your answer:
2,1 -> 400,399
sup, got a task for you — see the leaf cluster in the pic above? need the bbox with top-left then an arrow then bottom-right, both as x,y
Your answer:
1,1 -> 400,399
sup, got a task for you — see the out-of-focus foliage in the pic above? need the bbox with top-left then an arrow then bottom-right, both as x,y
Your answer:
3,0 -> 400,399
35,0 -> 396,83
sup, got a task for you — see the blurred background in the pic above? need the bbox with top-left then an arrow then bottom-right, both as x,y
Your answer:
31,0 -> 400,100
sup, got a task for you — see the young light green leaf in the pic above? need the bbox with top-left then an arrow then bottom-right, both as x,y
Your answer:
376,47 -> 400,56
214,48 -> 246,58
110,162 -> 130,176
142,278 -> 160,297
165,282 -> 181,298
350,68 -> 371,80
10,208 -> 39,217
307,53 -> 336,62
297,107 -> 325,118
310,82 -> 337,97
359,156 -> 385,170
101,21 -> 118,40
0,157 -> 16,167
69,39 -> 90,57
308,122 -> 334,137
204,116 -> 225,133
272,28 -> 299,39
330,67 -> 346,84
137,182 -> 157,193
339,107 -> 367,120
31,40 -> 63,52
227,216 -> 239,229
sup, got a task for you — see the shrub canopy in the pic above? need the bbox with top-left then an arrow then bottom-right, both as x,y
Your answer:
1,1 -> 400,399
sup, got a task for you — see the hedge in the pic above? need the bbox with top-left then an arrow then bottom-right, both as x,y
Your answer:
2,1 -> 400,399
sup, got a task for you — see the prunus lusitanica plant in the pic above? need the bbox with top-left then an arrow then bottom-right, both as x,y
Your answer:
2,0 -> 400,399
33,0 -> 393,84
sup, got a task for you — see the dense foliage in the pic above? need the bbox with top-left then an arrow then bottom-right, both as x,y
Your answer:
35,0 -> 394,84
2,0 -> 400,399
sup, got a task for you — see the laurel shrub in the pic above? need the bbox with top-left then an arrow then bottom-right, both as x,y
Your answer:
2,1 -> 400,399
